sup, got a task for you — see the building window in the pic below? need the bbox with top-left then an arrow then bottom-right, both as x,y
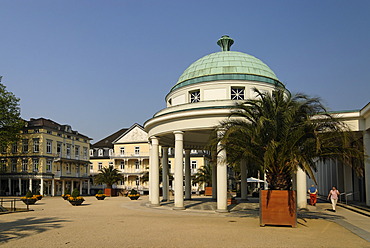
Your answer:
34,129 -> 39,133
168,160 -> 172,170
136,178 -> 140,186
135,146 -> 140,155
190,90 -> 200,103
1,160 -> 7,172
90,165 -> 93,171
120,161 -> 125,170
11,159 -> 17,172
33,159 -> 39,172
109,149 -> 113,157
22,139 -> 29,153
75,146 -> 80,159
98,149 -> 103,157
66,144 -> 71,158
33,139 -> 40,153
46,140 -> 52,154
98,162 -> 103,170
120,147 -> 125,156
46,160 -> 52,172
231,87 -> 245,100
47,130 -> 52,134
57,133 -> 62,137
135,161 -> 140,170
57,142 -> 62,156
22,159 -> 28,171
12,143 -> 18,153
83,147 -> 88,160
89,149 -> 94,157
191,161 -> 197,169
66,163 -> 70,174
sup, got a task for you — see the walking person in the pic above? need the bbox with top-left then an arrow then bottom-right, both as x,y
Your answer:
327,186 -> 340,212
308,184 -> 318,206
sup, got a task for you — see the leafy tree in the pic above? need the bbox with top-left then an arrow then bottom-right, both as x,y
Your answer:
0,83 -> 24,148
192,162 -> 213,187
218,88 -> 363,190
94,165 -> 123,189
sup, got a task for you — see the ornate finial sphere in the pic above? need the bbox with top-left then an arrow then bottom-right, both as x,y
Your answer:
217,35 -> 234,51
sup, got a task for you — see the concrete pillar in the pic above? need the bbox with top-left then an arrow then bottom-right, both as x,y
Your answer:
150,137 -> 160,207
8,178 -> 12,195
297,167 -> 307,209
211,150 -> 217,199
40,178 -> 44,195
173,131 -> 185,210
79,180 -> 83,195
364,130 -> 370,206
29,178 -> 32,192
51,179 -> 55,196
162,146 -> 169,201
18,178 -> 22,195
216,132 -> 228,212
240,159 -> 247,200
148,141 -> 152,203
62,180 -> 65,195
184,149 -> 191,200
87,180 -> 91,195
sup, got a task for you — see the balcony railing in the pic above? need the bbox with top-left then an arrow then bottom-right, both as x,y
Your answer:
110,153 -> 150,158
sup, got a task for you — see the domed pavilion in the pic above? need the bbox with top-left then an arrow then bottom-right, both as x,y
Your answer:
144,35 -> 288,211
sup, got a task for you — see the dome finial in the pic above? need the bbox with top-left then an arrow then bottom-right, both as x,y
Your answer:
217,35 -> 234,51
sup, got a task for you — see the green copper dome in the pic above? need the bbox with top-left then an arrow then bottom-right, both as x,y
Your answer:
170,36 -> 283,92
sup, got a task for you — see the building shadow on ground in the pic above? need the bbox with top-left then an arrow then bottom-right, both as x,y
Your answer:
0,217 -> 70,244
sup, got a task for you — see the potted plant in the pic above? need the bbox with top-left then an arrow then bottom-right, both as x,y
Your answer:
68,188 -> 85,206
219,88 -> 363,227
95,190 -> 106,200
21,190 -> 38,205
34,191 -> 43,200
94,165 -> 123,197
128,189 -> 140,200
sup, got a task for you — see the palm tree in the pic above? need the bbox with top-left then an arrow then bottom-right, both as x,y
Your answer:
192,162 -> 212,187
94,165 -> 123,189
218,88 -> 363,190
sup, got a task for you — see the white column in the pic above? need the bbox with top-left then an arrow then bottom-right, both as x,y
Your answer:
8,178 -> 12,195
174,131 -> 185,210
150,136 -> 160,207
211,151 -> 217,199
79,180 -> 83,195
162,146 -> 169,201
216,131 -> 228,212
364,130 -> 370,206
148,141 -> 152,203
87,180 -> 91,195
184,149 -> 191,200
29,178 -> 32,192
19,178 -> 22,195
296,167 -> 307,209
40,178 -> 44,195
51,179 -> 55,196
62,180 -> 65,195
240,160 -> 247,200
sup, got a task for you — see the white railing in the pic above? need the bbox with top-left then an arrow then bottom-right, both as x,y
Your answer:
110,153 -> 150,158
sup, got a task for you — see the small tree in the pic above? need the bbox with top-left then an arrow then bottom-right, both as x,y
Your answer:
71,188 -> 80,198
192,162 -> 212,187
94,165 -> 123,189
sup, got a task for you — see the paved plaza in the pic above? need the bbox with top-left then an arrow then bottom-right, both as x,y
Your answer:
0,196 -> 369,247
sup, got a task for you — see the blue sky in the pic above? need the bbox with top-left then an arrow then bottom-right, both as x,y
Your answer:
1,0 -> 370,142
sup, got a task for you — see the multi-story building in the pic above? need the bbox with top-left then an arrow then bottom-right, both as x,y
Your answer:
0,118 -> 91,196
90,123 -> 211,195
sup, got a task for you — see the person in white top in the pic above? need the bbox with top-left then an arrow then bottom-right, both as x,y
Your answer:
327,186 -> 340,212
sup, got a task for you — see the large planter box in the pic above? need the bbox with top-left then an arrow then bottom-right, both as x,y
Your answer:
260,190 -> 297,227
104,188 -> 116,197
204,187 -> 212,196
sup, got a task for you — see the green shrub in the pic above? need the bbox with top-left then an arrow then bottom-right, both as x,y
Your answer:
25,190 -> 33,198
130,189 -> 137,195
71,188 -> 80,198
97,190 -> 103,194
